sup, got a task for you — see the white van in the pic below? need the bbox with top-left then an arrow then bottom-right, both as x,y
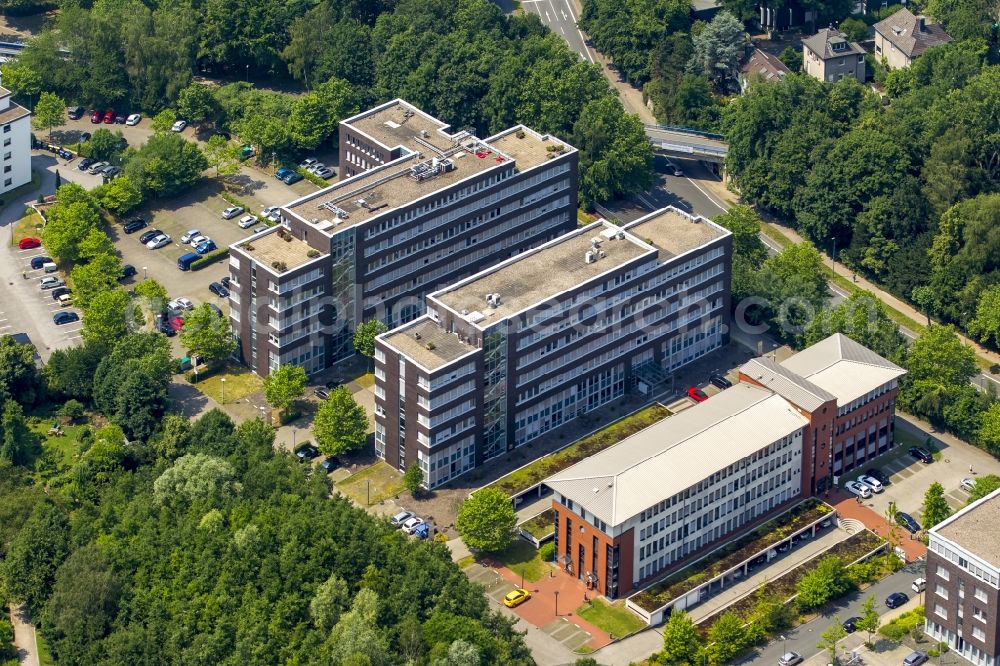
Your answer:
912,577 -> 926,593
43,262 -> 58,273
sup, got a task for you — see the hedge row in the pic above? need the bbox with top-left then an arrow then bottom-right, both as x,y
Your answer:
191,248 -> 229,271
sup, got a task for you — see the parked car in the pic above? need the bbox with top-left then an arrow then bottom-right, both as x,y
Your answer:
299,158 -> 317,169
195,239 -> 217,254
102,110 -> 114,124
885,592 -> 909,609
908,446 -> 933,463
220,276 -> 231,288
30,256 -> 52,270
189,234 -> 209,247
275,167 -> 295,180
842,616 -> 861,633
252,226 -> 268,234
78,157 -> 96,171
208,304 -> 223,317
80,132 -> 91,142
139,229 -> 162,244
114,113 -> 126,124
325,379 -> 341,389
314,388 -> 330,400
262,207 -> 281,222
58,148 -> 73,160
686,386 -> 708,402
174,297 -> 194,310
314,167 -> 334,179
319,457 -> 338,473
961,478 -> 976,492
502,588 -> 531,609
857,474 -> 884,493
123,218 -> 147,234
53,311 -> 79,325
87,161 -> 109,174
51,287 -> 71,300
401,517 -> 425,535
295,444 -> 319,461
18,237 -> 41,249
306,162 -> 326,174
864,468 -> 891,486
67,106 -> 84,120
844,480 -> 872,499
237,214 -> 258,229
281,171 -> 303,184
896,512 -> 921,534
101,165 -> 121,179
120,265 -> 137,280
146,234 -> 171,250
171,119 -> 187,132
777,652 -> 803,666
179,229 -> 201,244
90,110 -> 102,123
125,113 -> 141,126
903,651 -> 928,666
222,206 -> 244,220
177,252 -> 199,271
390,510 -> 413,527
42,261 -> 57,273
208,281 -> 229,298
709,373 -> 732,389
912,578 -> 926,593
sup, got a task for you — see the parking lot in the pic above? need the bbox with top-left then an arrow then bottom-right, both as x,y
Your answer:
16,243 -> 83,346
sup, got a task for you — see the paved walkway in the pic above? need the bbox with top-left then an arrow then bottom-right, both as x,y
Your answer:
9,604 -> 39,666
828,490 -> 927,562
687,527 -> 848,624
764,221 -> 1000,377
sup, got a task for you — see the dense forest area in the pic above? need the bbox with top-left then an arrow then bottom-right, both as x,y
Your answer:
0,331 -> 532,666
1,0 -> 654,206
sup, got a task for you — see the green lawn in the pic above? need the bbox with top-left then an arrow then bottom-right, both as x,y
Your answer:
194,363 -> 263,404
11,209 -> 45,245
519,509 -> 555,539
487,404 -> 670,497
575,598 -> 646,639
29,421 -> 86,473
489,539 -> 550,583
35,632 -> 55,666
336,461 -> 404,506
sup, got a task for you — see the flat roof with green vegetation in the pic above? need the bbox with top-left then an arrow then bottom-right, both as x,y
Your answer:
519,508 -> 555,539
486,403 -> 671,497
631,499 -> 834,612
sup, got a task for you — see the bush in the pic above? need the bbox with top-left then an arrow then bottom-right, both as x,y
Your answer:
539,541 -> 555,562
879,606 -> 925,641
190,248 -> 229,270
58,399 -> 86,423
296,167 -> 329,188
279,409 -> 301,425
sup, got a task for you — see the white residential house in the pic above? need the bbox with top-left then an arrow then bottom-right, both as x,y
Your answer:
0,82 -> 32,195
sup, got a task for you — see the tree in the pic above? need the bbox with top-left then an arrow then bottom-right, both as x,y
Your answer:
796,556 -> 852,609
857,595 -> 881,647
32,91 -> 66,140
904,325 -> 978,387
310,573 -> 350,632
176,83 -> 219,125
688,11 -> 745,92
150,108 -> 177,133
203,134 -> 242,177
0,400 -> 38,466
817,617 -> 847,663
0,334 -> 41,405
70,254 -> 123,310
58,399 -> 86,423
86,128 -> 125,162
804,292 -> 907,361
327,588 -> 389,665
0,502 -> 69,615
660,609 -> 702,665
123,132 -> 208,197
779,47 -> 801,73
715,205 -> 767,302
353,319 -> 388,368
134,278 -> 168,305
96,175 -> 143,215
82,289 -> 141,348
40,199 -> 101,265
313,387 -> 369,456
573,96 -> 654,207
44,344 -> 103,400
839,17 -> 869,42
433,640 -> 480,666
922,482 -> 951,529
706,611 -> 746,664
153,453 -> 235,505
756,242 -> 829,338
0,60 -> 42,107
969,285 -> 1000,348
179,303 -> 236,367
967,473 -> 1000,503
403,463 -> 424,494
456,487 -> 517,552
263,364 -> 307,412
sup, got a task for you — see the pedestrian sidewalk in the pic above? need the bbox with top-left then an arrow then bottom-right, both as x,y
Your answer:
764,221 -> 1000,374
9,604 -> 39,666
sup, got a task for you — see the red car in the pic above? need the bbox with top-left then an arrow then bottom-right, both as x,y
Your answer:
18,237 -> 41,250
687,386 -> 709,403
90,110 -> 102,123
102,110 -> 114,124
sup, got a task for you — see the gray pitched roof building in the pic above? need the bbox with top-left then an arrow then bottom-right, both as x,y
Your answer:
874,8 -> 952,68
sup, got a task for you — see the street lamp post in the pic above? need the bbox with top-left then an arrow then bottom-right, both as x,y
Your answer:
554,590 -> 559,617
830,238 -> 836,275
520,567 -> 524,589
245,64 -> 249,82
780,634 -> 787,658
143,266 -> 147,280
220,377 -> 226,404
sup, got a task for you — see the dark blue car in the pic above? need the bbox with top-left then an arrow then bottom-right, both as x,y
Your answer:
195,240 -> 217,255
275,167 -> 294,179
30,256 -> 52,270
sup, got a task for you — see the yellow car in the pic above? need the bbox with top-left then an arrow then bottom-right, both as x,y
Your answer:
503,588 -> 531,608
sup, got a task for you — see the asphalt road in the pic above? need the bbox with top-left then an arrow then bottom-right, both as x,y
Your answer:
744,559 -> 926,666
518,0 -> 595,63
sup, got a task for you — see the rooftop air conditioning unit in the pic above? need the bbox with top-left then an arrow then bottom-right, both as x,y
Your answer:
421,129 -> 429,138
585,251 -> 595,264
591,237 -> 602,247
599,251 -> 607,259
616,231 -> 625,240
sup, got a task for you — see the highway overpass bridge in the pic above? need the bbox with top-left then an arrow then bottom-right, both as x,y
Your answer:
644,125 -> 728,164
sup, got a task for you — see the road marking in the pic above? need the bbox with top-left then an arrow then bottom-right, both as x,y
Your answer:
636,193 -> 657,210
562,0 -> 595,63
758,233 -> 782,253
684,176 -> 729,213
544,9 -> 551,20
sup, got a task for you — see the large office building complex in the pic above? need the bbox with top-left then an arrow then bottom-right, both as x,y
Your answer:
925,488 -> 1000,666
548,333 -> 906,598
228,99 -> 578,376
374,207 -> 733,487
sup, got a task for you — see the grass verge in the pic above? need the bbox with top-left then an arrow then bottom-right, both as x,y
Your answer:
355,372 -> 375,389
336,461 -> 404,506
193,363 -> 263,404
456,555 -> 476,569
35,632 -> 55,666
11,209 -> 45,244
486,404 -> 671,497
488,539 -> 550,583
575,598 -> 646,639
